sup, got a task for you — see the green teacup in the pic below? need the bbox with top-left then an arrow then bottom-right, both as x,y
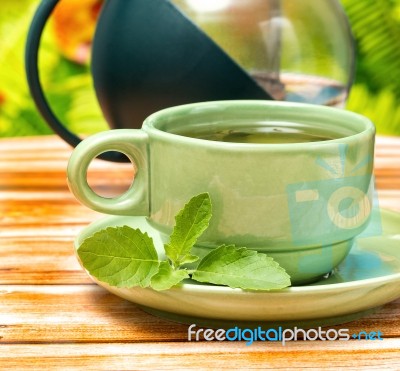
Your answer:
67,101 -> 375,285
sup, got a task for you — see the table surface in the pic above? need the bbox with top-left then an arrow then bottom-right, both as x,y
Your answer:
0,135 -> 399,370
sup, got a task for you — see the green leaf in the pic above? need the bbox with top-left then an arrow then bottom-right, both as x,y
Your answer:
78,226 -> 159,288
192,245 -> 291,291
165,193 -> 212,267
150,261 -> 189,291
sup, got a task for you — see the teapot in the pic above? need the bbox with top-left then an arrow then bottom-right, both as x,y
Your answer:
26,0 -> 355,161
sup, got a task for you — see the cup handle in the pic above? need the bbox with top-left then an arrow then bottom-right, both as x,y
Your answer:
67,130 -> 149,216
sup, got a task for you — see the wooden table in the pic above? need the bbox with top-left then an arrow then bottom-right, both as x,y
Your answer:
0,135 -> 399,369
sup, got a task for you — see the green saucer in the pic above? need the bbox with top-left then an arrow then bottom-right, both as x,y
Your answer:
74,209 -> 400,329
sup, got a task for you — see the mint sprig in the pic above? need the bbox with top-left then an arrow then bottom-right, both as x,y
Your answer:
150,261 -> 190,291
78,193 -> 291,291
164,193 -> 211,267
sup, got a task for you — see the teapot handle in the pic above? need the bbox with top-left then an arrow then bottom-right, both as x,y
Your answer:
25,0 -> 124,162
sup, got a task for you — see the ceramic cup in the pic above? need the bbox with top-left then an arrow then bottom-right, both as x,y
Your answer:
67,101 -> 375,285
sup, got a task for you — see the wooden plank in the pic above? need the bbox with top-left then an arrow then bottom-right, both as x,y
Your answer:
0,136 -> 134,196
0,238 -> 91,284
0,160 -> 133,174
0,340 -> 399,370
0,196 -> 100,237
0,135 -> 71,152
0,285 -> 188,343
374,169 -> 400,176
0,176 -> 132,190
0,285 -> 399,343
377,191 -> 400,212
0,165 -> 133,192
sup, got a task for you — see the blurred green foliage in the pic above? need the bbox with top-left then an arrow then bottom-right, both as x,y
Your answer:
0,0 -> 106,138
0,0 -> 399,138
341,0 -> 400,135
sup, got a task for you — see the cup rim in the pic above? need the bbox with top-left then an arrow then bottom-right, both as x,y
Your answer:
144,100 -> 375,149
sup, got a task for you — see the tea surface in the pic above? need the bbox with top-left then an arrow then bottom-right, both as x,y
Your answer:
176,123 -> 342,144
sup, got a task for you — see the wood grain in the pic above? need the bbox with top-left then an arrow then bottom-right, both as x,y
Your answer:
0,135 -> 399,369
0,238 -> 91,284
0,285 -> 188,343
0,340 -> 399,370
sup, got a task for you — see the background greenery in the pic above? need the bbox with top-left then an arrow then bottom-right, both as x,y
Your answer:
0,0 -> 106,138
0,0 -> 399,138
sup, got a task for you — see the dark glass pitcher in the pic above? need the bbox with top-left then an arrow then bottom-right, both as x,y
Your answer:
26,0 -> 354,161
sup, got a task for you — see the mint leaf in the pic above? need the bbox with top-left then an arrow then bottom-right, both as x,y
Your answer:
77,193 -> 292,292
78,226 -> 159,288
150,261 -> 189,291
192,245 -> 291,290
165,193 -> 212,267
